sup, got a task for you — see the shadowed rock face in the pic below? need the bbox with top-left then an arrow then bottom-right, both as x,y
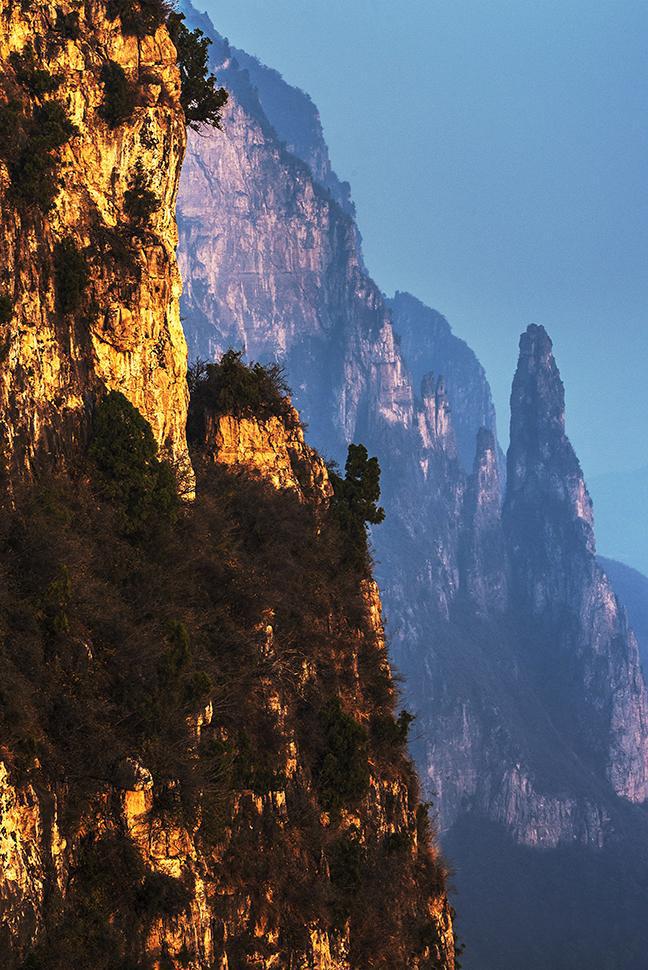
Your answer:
0,1 -> 190,480
387,292 -> 500,473
599,556 -> 648,672
504,325 -> 648,804
460,428 -> 508,615
505,323 -> 595,610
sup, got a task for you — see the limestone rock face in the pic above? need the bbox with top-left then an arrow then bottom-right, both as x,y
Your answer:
388,292 -> 500,473
204,409 -> 333,502
460,428 -> 507,614
504,325 -> 648,803
0,0 -> 190,478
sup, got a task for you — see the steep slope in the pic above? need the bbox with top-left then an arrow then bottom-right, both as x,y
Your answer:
444,328 -> 648,970
0,390 -> 455,969
175,5 -> 648,967
178,5 -> 354,218
504,325 -> 648,803
387,292 -> 499,473
599,557 -> 648,673
177,30 -> 391,460
0,0 -> 190,480
176,4 -> 495,621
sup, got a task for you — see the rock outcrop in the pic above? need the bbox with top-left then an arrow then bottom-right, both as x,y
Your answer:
460,428 -> 507,614
388,292 -> 500,472
0,0 -> 190,479
504,325 -> 648,804
203,408 -> 333,502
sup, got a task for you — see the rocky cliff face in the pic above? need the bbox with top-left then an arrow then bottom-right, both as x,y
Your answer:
460,428 -> 507,615
387,292 -> 500,473
504,325 -> 648,804
0,4 -> 456,968
175,4 -> 482,627
177,46 -> 390,458
599,556 -> 648,672
203,406 -> 332,502
0,0 -> 190,479
0,396 -> 456,970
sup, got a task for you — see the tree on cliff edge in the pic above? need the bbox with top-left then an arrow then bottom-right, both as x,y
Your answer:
331,444 -> 385,570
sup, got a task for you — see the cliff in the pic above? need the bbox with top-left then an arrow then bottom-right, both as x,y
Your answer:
175,4 -> 477,628
0,378 -> 456,969
599,557 -> 648,672
387,292 -> 500,473
504,325 -> 648,803
0,8 -> 456,967
0,0 -> 190,480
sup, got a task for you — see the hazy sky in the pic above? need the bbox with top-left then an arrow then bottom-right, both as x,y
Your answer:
199,0 -> 648,479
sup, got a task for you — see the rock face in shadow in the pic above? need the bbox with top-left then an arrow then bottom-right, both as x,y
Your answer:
504,325 -> 648,804
387,292 -> 500,473
599,556 -> 648,672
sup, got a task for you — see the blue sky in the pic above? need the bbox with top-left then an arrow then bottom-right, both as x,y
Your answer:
198,0 -> 648,480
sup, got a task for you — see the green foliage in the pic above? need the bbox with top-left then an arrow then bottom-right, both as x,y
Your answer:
0,99 -> 78,211
54,238 -> 89,314
371,709 -> 415,750
0,293 -> 13,324
188,351 -> 295,443
329,832 -> 365,922
315,699 -> 369,813
167,12 -> 228,130
89,391 -> 178,535
10,45 -> 62,96
0,443 -> 447,965
158,620 -> 213,712
106,0 -> 172,37
99,61 -> 137,129
19,832 -> 192,965
124,160 -> 161,225
135,869 -> 193,918
330,443 -> 385,571
42,566 -> 71,640
232,728 -> 287,795
384,829 -> 412,853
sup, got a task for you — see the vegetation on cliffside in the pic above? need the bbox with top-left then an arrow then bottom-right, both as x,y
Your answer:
0,365 -> 453,968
